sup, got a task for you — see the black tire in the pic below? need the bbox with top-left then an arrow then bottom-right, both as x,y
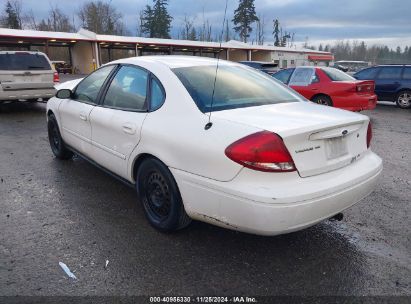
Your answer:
396,90 -> 411,109
47,114 -> 73,160
136,158 -> 191,232
312,95 -> 333,106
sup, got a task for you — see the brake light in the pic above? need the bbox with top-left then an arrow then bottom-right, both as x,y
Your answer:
366,122 -> 372,148
53,71 -> 60,83
225,131 -> 296,172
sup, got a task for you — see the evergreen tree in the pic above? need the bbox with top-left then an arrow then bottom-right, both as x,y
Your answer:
232,0 -> 259,43
273,18 -> 280,46
142,0 -> 172,38
3,1 -> 20,29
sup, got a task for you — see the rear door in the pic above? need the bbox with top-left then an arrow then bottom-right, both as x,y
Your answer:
0,52 -> 54,91
59,65 -> 116,157
90,65 -> 155,178
374,66 -> 403,101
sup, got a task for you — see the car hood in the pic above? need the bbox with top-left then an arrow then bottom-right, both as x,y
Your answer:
54,78 -> 83,90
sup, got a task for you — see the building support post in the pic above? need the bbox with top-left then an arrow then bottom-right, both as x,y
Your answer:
247,49 -> 252,61
45,40 -> 49,56
226,49 -> 230,61
135,44 -> 139,56
169,46 -> 173,55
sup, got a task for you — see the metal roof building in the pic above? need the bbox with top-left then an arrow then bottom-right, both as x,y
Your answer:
0,28 -> 334,74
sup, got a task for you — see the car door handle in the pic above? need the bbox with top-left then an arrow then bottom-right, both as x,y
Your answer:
311,88 -> 319,91
122,123 -> 136,135
79,112 -> 87,121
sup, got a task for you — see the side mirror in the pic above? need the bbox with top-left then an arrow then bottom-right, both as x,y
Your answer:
56,89 -> 72,99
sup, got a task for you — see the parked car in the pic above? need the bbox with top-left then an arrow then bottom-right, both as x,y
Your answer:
52,61 -> 72,74
0,51 -> 59,103
239,61 -> 278,75
273,66 -> 377,111
47,56 -> 382,236
353,65 -> 411,109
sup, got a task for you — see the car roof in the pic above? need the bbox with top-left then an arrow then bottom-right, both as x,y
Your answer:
0,51 -> 47,56
111,55 -> 239,69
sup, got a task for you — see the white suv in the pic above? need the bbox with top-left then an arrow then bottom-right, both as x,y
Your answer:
0,51 -> 58,103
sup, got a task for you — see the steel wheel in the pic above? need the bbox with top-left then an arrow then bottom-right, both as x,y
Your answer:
143,171 -> 171,221
47,114 -> 73,160
136,158 -> 191,231
396,91 -> 411,109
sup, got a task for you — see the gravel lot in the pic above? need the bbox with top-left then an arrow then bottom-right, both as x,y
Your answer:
0,101 -> 410,297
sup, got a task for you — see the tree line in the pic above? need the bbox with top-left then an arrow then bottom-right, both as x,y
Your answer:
1,0 -> 410,64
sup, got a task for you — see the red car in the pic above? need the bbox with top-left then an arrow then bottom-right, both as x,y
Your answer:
273,67 -> 377,111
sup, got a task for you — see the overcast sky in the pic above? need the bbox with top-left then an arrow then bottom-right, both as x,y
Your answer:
13,0 -> 411,49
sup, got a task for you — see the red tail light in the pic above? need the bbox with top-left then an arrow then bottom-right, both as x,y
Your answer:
366,122 -> 372,148
225,131 -> 296,172
53,71 -> 60,83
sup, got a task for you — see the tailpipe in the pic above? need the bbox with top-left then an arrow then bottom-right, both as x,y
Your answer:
329,213 -> 344,221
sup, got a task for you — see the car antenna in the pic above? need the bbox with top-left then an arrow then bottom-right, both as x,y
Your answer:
205,0 -> 229,131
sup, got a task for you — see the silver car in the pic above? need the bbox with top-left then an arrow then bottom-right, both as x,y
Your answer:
0,51 -> 57,103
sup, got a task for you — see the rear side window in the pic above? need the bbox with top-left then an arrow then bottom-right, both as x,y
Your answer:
377,67 -> 403,80
150,77 -> 165,111
355,67 -> 378,80
402,67 -> 411,80
103,66 -> 148,111
273,69 -> 294,84
0,53 -> 51,70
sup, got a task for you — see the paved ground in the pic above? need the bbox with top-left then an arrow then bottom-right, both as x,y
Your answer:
0,101 -> 410,297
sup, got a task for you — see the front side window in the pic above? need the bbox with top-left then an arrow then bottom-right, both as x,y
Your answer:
321,67 -> 355,81
73,65 -> 115,104
355,67 -> 378,80
289,67 -> 315,86
173,64 -> 301,112
377,67 -> 403,80
273,68 -> 294,84
403,67 -> 411,80
103,66 -> 148,111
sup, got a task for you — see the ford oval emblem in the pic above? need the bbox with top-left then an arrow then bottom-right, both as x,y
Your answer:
342,130 -> 348,136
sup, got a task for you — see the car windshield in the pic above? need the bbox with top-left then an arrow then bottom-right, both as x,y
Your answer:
321,67 -> 355,81
173,65 -> 301,112
0,53 -> 51,70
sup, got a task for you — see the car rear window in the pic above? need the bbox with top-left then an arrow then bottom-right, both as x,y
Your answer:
0,53 -> 51,70
172,65 -> 301,112
321,67 -> 355,81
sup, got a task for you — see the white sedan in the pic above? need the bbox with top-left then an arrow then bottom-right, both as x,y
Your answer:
47,56 -> 382,236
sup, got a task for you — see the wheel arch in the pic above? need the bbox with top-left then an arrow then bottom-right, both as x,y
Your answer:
131,153 -> 163,183
310,93 -> 333,106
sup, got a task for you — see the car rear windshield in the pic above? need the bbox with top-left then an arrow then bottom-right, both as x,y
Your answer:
321,67 -> 355,81
172,65 -> 301,112
0,53 -> 51,70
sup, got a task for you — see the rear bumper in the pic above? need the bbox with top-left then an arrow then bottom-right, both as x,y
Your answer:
0,88 -> 56,101
334,94 -> 377,111
172,151 -> 382,236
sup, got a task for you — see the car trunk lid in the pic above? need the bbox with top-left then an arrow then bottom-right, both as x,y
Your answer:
213,102 -> 369,177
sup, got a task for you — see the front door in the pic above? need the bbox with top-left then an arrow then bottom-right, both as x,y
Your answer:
59,65 -> 116,156
90,65 -> 149,178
